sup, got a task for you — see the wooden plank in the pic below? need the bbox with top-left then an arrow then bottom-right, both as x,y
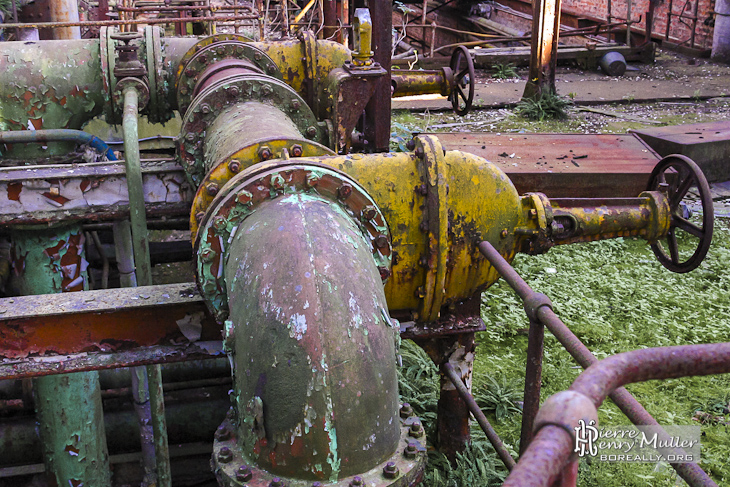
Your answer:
431,132 -> 660,197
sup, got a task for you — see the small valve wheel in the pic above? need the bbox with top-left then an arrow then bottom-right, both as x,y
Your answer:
448,46 -> 475,116
646,155 -> 714,273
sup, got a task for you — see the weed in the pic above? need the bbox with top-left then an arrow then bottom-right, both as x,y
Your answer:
474,375 -> 523,420
515,89 -> 572,121
623,93 -> 636,103
492,63 -> 519,80
693,89 -> 702,101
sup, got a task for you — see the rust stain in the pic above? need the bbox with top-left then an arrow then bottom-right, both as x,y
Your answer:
79,179 -> 91,193
42,192 -> 71,206
7,182 -> 22,202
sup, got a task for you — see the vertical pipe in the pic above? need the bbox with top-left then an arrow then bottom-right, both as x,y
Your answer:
132,367 -> 158,486
10,225 -> 111,486
49,0 -> 82,39
523,0 -> 562,99
626,0 -> 632,46
121,86 -> 172,487
122,86 -> 153,288
359,0 -> 391,151
665,0 -> 674,40
712,0 -> 730,62
519,319 -> 544,454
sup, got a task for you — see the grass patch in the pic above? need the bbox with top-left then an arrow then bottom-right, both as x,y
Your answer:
400,219 -> 730,485
515,89 -> 573,121
491,63 -> 519,80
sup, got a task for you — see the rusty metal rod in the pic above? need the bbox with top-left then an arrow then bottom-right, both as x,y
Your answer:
442,362 -> 516,471
519,319 -> 543,454
506,344 -> 730,487
117,4 -> 252,11
0,14 -> 258,30
572,344 -> 730,407
478,240 -> 716,486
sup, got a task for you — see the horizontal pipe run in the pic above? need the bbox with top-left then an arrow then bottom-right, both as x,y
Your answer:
478,240 -> 715,487
442,362 -> 515,471
0,14 -> 259,30
0,130 -> 117,161
572,344 -> 730,408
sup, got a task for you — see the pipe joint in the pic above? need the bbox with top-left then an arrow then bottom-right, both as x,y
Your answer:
532,391 -> 598,450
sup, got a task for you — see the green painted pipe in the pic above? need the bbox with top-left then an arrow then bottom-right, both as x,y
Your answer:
121,84 -> 173,487
222,193 -> 401,481
9,224 -> 111,486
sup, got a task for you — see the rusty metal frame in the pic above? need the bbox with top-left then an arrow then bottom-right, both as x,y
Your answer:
477,240 -> 718,485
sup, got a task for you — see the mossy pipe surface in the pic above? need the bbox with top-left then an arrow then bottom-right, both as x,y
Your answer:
221,193 -> 400,481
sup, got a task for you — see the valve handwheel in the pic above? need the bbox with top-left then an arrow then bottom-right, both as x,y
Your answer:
646,155 -> 714,273
448,46 -> 475,116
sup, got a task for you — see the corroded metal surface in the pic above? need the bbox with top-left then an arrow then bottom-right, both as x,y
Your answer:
214,188 -> 402,481
0,160 -> 192,225
0,283 -> 219,359
479,241 -> 717,487
391,68 -> 452,97
432,132 -> 661,197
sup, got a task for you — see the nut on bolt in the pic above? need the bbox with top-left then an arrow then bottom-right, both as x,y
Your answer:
374,234 -> 389,249
404,442 -> 419,459
206,183 -> 220,196
200,248 -> 217,263
228,160 -> 241,173
306,126 -> 317,138
214,425 -> 230,440
400,403 -> 414,418
236,465 -> 253,482
338,183 -> 353,200
349,476 -> 364,487
195,211 -> 205,223
200,103 -> 212,114
258,146 -> 273,161
414,146 -> 425,159
291,99 -> 301,110
383,461 -> 399,479
217,447 -> 233,463
409,420 -> 424,438
213,216 -> 227,231
291,144 -> 303,157
362,206 -> 377,221
270,478 -> 285,487
236,190 -> 253,205
306,174 -> 319,188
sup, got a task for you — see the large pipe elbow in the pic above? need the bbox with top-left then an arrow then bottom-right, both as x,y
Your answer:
196,163 -> 425,485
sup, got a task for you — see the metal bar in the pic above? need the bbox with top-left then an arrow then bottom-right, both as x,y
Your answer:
0,283 -> 219,359
442,362 -> 516,471
122,86 -> 153,287
478,240 -> 716,486
132,367 -> 158,486
519,319 -> 543,454
0,343 -> 223,380
117,5 -> 253,11
148,364 -> 172,486
0,14 -> 259,30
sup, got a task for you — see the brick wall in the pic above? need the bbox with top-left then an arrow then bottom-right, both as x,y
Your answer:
562,0 -> 716,49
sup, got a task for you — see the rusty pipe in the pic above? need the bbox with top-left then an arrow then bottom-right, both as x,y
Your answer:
391,68 -> 454,97
442,362 -> 515,470
506,344 -> 730,487
478,240 -> 716,487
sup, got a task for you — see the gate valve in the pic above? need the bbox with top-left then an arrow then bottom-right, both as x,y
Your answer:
111,31 -> 147,79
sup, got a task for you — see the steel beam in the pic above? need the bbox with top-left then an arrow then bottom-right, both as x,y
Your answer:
523,0 -> 562,99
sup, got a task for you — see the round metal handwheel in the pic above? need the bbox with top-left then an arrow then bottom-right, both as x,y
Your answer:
646,155 -> 714,273
448,46 -> 475,116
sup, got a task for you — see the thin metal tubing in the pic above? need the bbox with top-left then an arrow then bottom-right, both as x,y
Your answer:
0,14 -> 258,30
121,86 -> 172,487
478,241 -> 715,486
519,319 -> 543,454
0,129 -> 117,161
442,362 -> 516,470
506,344 -> 730,487
117,4 -> 252,11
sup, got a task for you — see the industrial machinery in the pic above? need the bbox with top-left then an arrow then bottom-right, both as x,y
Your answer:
0,4 -> 719,487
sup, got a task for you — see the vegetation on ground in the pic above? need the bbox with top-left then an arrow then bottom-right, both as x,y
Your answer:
399,219 -> 730,486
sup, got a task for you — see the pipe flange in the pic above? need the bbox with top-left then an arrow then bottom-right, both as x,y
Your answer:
144,26 -> 171,124
212,406 -> 426,487
174,33 -> 254,84
176,40 -> 283,114
189,138 -> 334,240
100,27 -> 122,124
113,77 -> 151,110
195,161 -> 391,322
178,74 -> 326,187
